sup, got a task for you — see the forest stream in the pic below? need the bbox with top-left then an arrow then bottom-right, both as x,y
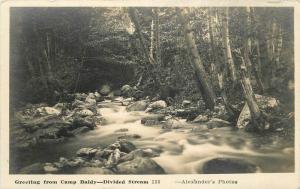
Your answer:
13,98 -> 294,174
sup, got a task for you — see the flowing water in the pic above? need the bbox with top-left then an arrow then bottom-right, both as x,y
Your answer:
13,100 -> 294,173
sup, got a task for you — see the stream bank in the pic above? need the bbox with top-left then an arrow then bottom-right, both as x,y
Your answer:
10,85 -> 294,174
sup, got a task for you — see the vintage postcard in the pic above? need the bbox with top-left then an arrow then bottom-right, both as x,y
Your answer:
0,0 -> 299,188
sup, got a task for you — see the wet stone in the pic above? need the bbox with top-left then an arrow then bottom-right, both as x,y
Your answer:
200,158 -> 258,174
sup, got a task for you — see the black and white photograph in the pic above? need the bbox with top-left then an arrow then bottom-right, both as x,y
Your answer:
8,6 -> 295,175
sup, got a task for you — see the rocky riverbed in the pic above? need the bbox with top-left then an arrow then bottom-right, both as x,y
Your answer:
10,85 -> 294,174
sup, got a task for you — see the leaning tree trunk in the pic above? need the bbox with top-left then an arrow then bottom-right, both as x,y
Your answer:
221,8 -> 237,83
238,51 -> 267,132
238,8 -> 268,131
128,8 -> 156,65
177,8 -> 216,110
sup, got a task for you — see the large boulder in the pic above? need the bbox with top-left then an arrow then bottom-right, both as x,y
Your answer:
100,84 -> 111,96
206,118 -> 231,129
116,157 -> 165,174
201,158 -> 258,174
22,115 -> 71,133
126,100 -> 148,112
237,95 -> 279,129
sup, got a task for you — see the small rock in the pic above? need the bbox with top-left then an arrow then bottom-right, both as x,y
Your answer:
76,109 -> 94,117
72,99 -> 85,108
94,92 -> 103,102
119,140 -> 136,153
107,142 -> 121,150
120,148 -> 159,163
106,149 -> 121,167
116,157 -> 165,174
146,100 -> 167,112
141,115 -> 165,126
95,149 -> 114,159
44,163 -> 59,174
36,107 -> 61,116
89,160 -> 104,167
206,118 -> 231,129
182,100 -> 192,107
85,97 -> 96,106
121,85 -> 132,96
192,115 -> 209,123
163,118 -> 185,129
67,157 -> 85,167
114,128 -> 129,133
76,148 -> 98,157
117,134 -> 141,140
75,167 -> 114,174
126,100 -> 148,112
100,84 -> 111,96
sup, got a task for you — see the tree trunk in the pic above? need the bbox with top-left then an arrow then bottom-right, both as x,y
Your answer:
244,7 -> 264,94
221,8 -> 237,83
44,32 -> 53,78
128,8 -> 156,65
154,8 -> 161,64
238,52 -> 266,131
207,8 -> 217,80
150,13 -> 155,59
275,24 -> 283,68
177,8 -> 216,110
254,39 -> 265,94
